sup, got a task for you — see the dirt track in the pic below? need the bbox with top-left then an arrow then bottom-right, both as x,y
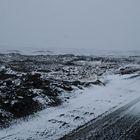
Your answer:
60,97 -> 140,140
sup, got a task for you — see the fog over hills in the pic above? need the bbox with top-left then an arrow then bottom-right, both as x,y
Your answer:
0,46 -> 140,56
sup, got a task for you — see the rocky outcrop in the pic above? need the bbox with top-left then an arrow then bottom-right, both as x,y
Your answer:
0,53 -> 139,128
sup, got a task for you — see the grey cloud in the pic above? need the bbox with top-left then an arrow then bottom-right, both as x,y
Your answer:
0,0 -> 140,51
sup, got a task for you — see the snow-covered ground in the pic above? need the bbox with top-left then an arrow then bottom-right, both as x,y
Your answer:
0,73 -> 140,140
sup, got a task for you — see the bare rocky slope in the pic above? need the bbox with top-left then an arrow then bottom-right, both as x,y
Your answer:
0,53 -> 140,128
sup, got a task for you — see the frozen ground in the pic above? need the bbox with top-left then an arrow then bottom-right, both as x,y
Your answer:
0,73 -> 140,140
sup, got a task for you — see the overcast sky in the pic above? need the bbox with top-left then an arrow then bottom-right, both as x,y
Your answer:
0,0 -> 140,51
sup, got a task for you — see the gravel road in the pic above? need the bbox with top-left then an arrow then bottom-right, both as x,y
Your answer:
60,97 -> 140,140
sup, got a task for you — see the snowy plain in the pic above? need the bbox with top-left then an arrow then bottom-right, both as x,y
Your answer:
0,73 -> 140,140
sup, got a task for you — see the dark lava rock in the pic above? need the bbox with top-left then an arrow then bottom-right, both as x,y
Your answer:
0,53 -> 138,128
0,73 -> 61,128
0,73 -> 16,80
119,67 -> 140,75
91,80 -> 105,86
0,111 -> 13,128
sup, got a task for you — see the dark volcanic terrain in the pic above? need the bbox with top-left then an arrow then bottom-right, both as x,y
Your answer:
0,53 -> 140,131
